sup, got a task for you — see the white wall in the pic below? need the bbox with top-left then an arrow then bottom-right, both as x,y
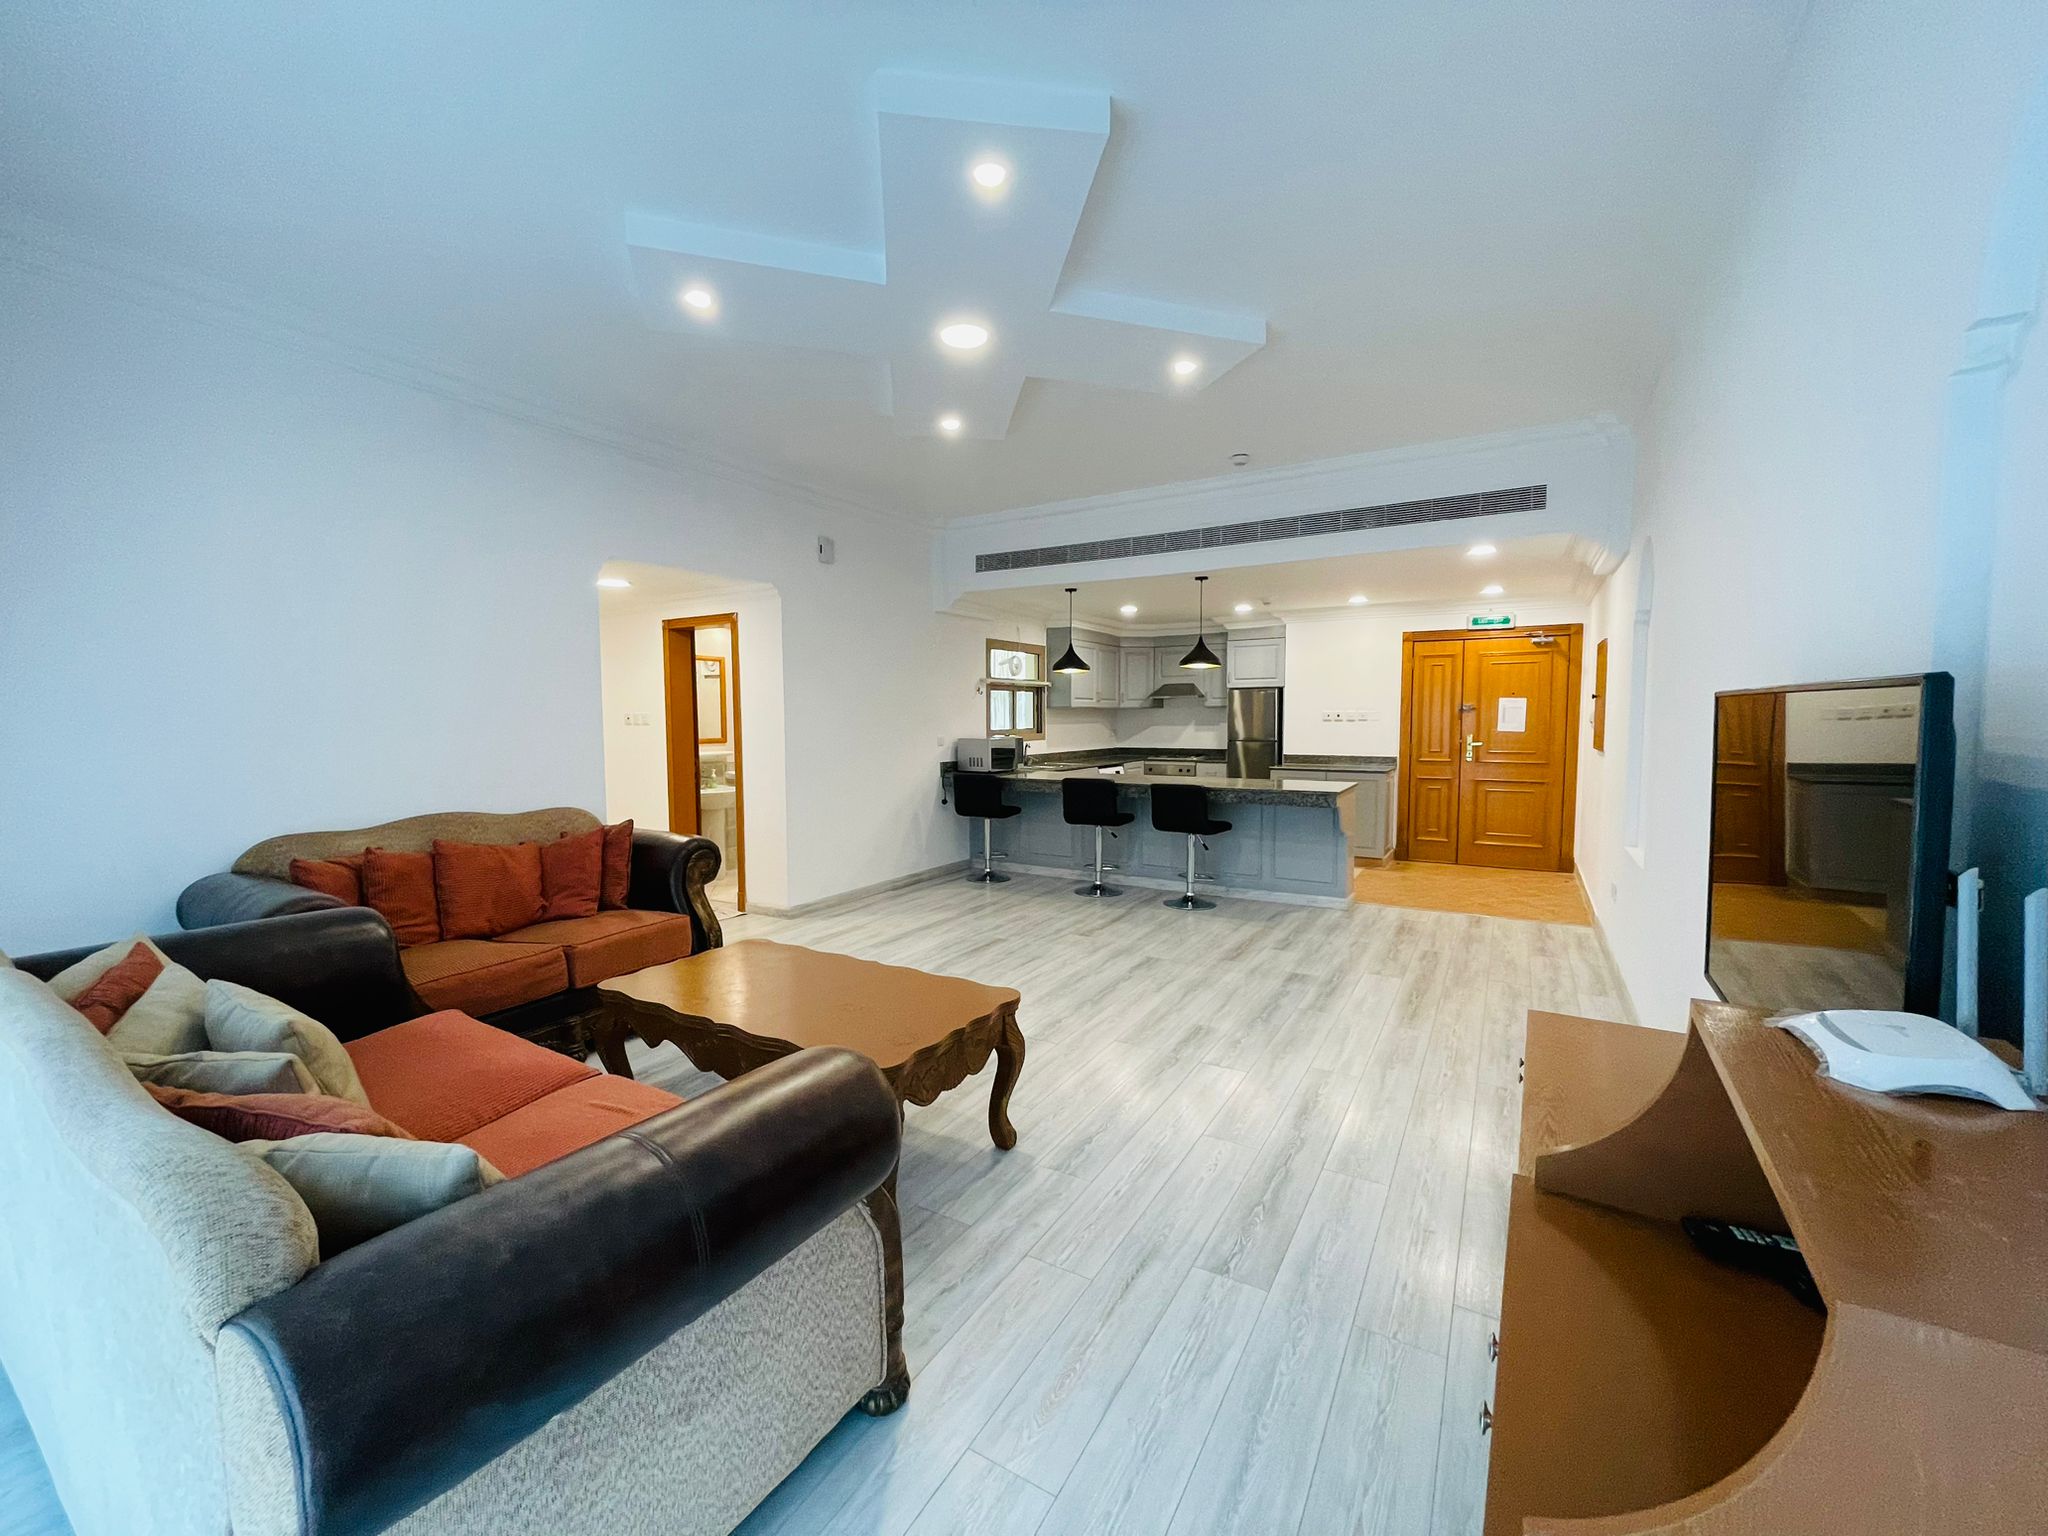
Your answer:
0,258 -> 990,949
1576,0 -> 2048,1028
1284,600 -> 1590,758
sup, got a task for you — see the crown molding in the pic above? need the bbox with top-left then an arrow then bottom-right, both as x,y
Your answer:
0,214 -> 933,535
944,414 -> 1631,533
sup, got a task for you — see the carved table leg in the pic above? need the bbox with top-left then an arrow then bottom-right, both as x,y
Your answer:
858,1162 -> 911,1416
988,1011 -> 1025,1151
591,1003 -> 638,1080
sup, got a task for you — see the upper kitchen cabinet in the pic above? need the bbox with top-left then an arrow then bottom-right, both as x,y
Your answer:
1118,645 -> 1158,706
1047,627 -> 1230,709
1161,643 -> 1227,706
1047,627 -> 1110,708
1225,627 -> 1286,688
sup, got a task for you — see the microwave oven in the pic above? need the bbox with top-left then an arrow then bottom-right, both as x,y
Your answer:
955,737 -> 1022,772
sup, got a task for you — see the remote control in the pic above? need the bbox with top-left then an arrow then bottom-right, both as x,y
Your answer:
1681,1217 -> 1825,1314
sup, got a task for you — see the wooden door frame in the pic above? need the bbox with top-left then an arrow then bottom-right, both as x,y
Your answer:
662,613 -> 746,913
1396,623 -> 1584,870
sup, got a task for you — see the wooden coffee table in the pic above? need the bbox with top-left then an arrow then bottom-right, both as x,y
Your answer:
592,939 -> 1026,1147
592,939 -> 1026,1415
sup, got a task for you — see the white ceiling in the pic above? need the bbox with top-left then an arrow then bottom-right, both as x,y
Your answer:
2,0 -> 1803,522
967,534 -> 1593,629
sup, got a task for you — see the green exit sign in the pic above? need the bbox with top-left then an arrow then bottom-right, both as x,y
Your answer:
1468,613 -> 1516,629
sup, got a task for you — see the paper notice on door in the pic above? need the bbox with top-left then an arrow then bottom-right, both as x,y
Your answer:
1497,696 -> 1528,733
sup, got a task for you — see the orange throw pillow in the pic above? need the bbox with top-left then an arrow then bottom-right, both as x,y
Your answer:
145,1083 -> 416,1142
288,854 -> 364,906
69,941 -> 165,1034
433,839 -> 546,940
600,820 -> 634,910
361,848 -> 440,946
539,827 -> 604,920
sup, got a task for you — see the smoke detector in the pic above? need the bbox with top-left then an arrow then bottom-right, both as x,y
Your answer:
1229,452 -> 1251,468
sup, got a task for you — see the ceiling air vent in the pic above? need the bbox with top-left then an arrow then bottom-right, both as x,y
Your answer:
973,484 -> 1546,573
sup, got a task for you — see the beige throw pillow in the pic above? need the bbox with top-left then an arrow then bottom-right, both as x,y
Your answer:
47,936 -> 208,1055
203,980 -> 371,1108
240,1134 -> 503,1256
123,1049 -> 320,1097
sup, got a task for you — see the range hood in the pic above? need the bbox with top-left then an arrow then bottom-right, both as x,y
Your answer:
1147,680 -> 1204,703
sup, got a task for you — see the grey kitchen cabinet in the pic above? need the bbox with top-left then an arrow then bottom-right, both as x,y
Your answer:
1154,642 -> 1228,706
1118,644 -> 1158,706
1048,627 -> 1230,710
1225,633 -> 1286,688
1275,767 -> 1395,858
1048,628 -> 1112,708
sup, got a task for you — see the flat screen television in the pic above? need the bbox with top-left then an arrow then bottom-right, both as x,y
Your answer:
1704,673 -> 1954,1017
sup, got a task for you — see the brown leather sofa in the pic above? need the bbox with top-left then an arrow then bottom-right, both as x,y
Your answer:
177,808 -> 722,1052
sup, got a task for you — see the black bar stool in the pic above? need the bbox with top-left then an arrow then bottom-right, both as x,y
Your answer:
953,772 -> 1022,883
1061,777 -> 1135,898
1151,784 -> 1232,911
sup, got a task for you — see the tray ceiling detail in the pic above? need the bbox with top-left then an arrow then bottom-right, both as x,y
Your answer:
626,70 -> 1266,441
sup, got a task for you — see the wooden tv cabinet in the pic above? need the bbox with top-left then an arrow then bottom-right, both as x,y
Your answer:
1484,1002 -> 2048,1534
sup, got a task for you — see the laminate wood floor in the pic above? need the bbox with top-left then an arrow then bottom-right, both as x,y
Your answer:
0,872 -> 1633,1536
1349,860 -> 1593,926
661,871 -> 1637,1536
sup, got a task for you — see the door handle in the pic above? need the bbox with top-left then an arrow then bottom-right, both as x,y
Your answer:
1465,735 -> 1484,761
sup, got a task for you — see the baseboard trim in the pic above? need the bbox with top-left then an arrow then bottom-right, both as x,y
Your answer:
997,861 -> 1352,909
742,861 -> 969,920
1574,867 -> 1645,1027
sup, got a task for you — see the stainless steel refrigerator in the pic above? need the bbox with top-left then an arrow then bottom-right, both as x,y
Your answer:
1227,687 -> 1282,778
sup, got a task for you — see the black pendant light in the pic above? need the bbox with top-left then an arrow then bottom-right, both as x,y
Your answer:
1052,587 -> 1090,674
1179,575 -> 1223,669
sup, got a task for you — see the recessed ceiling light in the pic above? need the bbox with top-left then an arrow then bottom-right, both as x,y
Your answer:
937,413 -> 962,434
1233,602 -> 1253,614
938,320 -> 990,351
1481,583 -> 1505,596
596,576 -> 632,589
1468,543 -> 1497,559
1348,594 -> 1369,606
970,159 -> 1009,190
1119,604 -> 1139,616
1171,355 -> 1201,379
679,286 -> 716,315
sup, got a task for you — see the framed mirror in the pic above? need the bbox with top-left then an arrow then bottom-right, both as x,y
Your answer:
696,657 -> 728,745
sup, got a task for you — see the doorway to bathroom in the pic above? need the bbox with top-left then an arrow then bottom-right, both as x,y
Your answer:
663,614 -> 745,915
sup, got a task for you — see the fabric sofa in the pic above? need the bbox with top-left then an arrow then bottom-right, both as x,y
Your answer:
177,808 -> 722,1053
4,910 -> 908,1536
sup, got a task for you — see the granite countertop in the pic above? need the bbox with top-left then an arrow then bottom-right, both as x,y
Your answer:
1022,747 -> 1224,768
994,769 -> 1355,807
1279,754 -> 1397,772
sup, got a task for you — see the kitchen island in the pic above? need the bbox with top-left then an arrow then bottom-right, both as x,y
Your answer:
943,765 -> 1357,906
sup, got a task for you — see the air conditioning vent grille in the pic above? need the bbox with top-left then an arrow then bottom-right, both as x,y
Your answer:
974,483 -> 1546,573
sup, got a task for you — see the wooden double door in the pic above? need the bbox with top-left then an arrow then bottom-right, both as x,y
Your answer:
1400,626 -> 1583,871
